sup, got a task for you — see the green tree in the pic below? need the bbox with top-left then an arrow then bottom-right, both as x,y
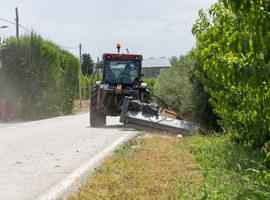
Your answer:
192,0 -> 270,156
154,52 -> 220,130
155,55 -> 194,116
81,53 -> 94,76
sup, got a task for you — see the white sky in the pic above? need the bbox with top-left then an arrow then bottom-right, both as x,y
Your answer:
0,0 -> 217,61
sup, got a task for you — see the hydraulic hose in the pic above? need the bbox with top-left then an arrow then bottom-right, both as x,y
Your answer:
151,94 -> 183,119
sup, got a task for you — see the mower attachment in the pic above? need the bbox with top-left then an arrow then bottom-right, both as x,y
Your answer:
120,97 -> 198,134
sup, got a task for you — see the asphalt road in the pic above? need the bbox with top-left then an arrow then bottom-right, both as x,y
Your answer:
0,113 -> 138,200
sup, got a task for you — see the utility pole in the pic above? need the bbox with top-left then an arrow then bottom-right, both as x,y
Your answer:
15,7 -> 19,38
79,43 -> 82,108
97,57 -> 100,78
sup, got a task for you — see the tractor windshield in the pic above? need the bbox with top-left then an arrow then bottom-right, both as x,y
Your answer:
103,60 -> 140,84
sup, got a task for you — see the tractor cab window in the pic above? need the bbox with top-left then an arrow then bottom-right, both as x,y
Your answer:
104,60 -> 140,84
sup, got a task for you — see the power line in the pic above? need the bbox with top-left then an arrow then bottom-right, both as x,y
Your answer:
1,9 -> 82,51
19,18 -> 32,29
0,17 -> 31,33
19,24 -> 31,33
0,18 -> 16,26
1,15 -> 78,51
19,18 -> 33,32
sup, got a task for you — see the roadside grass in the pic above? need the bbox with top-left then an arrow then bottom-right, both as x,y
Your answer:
73,100 -> 90,114
67,135 -> 203,199
67,133 -> 270,200
184,134 -> 270,199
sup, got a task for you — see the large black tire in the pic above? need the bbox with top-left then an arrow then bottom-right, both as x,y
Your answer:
90,86 -> 106,127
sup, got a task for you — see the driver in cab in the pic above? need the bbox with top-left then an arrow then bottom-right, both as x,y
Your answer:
118,64 -> 132,83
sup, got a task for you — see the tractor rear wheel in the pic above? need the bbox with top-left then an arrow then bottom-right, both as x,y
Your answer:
90,86 -> 106,127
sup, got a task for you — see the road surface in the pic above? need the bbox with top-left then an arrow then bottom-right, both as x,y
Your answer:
0,113 -> 138,200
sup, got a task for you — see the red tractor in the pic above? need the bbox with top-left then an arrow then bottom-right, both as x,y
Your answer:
90,44 -> 197,134
90,44 -> 151,127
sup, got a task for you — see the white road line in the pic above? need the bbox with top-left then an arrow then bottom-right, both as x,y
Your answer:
38,133 -> 131,200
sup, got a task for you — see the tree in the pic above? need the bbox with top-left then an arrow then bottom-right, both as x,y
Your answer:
154,52 -> 220,131
154,55 -> 194,116
192,1 -> 270,153
96,59 -> 103,69
81,53 -> 94,76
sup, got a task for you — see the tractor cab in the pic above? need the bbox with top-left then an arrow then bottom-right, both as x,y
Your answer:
102,44 -> 143,87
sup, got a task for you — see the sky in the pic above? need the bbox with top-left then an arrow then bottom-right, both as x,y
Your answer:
0,0 -> 217,61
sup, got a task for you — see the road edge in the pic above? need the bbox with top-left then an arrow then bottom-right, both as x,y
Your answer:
38,132 -> 136,200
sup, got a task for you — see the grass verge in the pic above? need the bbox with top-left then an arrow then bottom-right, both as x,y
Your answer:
73,100 -> 90,114
184,134 -> 270,199
67,133 -> 270,200
68,135 -> 202,199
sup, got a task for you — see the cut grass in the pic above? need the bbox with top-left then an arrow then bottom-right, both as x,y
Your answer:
68,135 -> 203,199
67,133 -> 270,200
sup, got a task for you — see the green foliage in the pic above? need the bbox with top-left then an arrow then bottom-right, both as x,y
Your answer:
81,53 -> 94,76
189,51 -> 221,130
153,53 -> 219,130
148,50 -> 220,131
184,134 -> 270,199
81,74 -> 100,100
0,34 -> 79,119
154,55 -> 194,115
81,75 -> 89,100
114,138 -> 141,159
192,1 -> 270,151
96,60 -> 104,69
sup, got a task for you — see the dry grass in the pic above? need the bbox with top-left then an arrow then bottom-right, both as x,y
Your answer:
67,134 -> 270,199
73,100 -> 90,114
67,135 -> 203,200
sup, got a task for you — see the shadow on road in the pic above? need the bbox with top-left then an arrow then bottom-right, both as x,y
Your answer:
86,123 -> 168,134
86,124 -> 137,131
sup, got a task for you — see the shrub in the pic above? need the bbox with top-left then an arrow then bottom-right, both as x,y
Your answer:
154,55 -> 194,116
153,53 -> 219,130
0,34 -> 79,119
